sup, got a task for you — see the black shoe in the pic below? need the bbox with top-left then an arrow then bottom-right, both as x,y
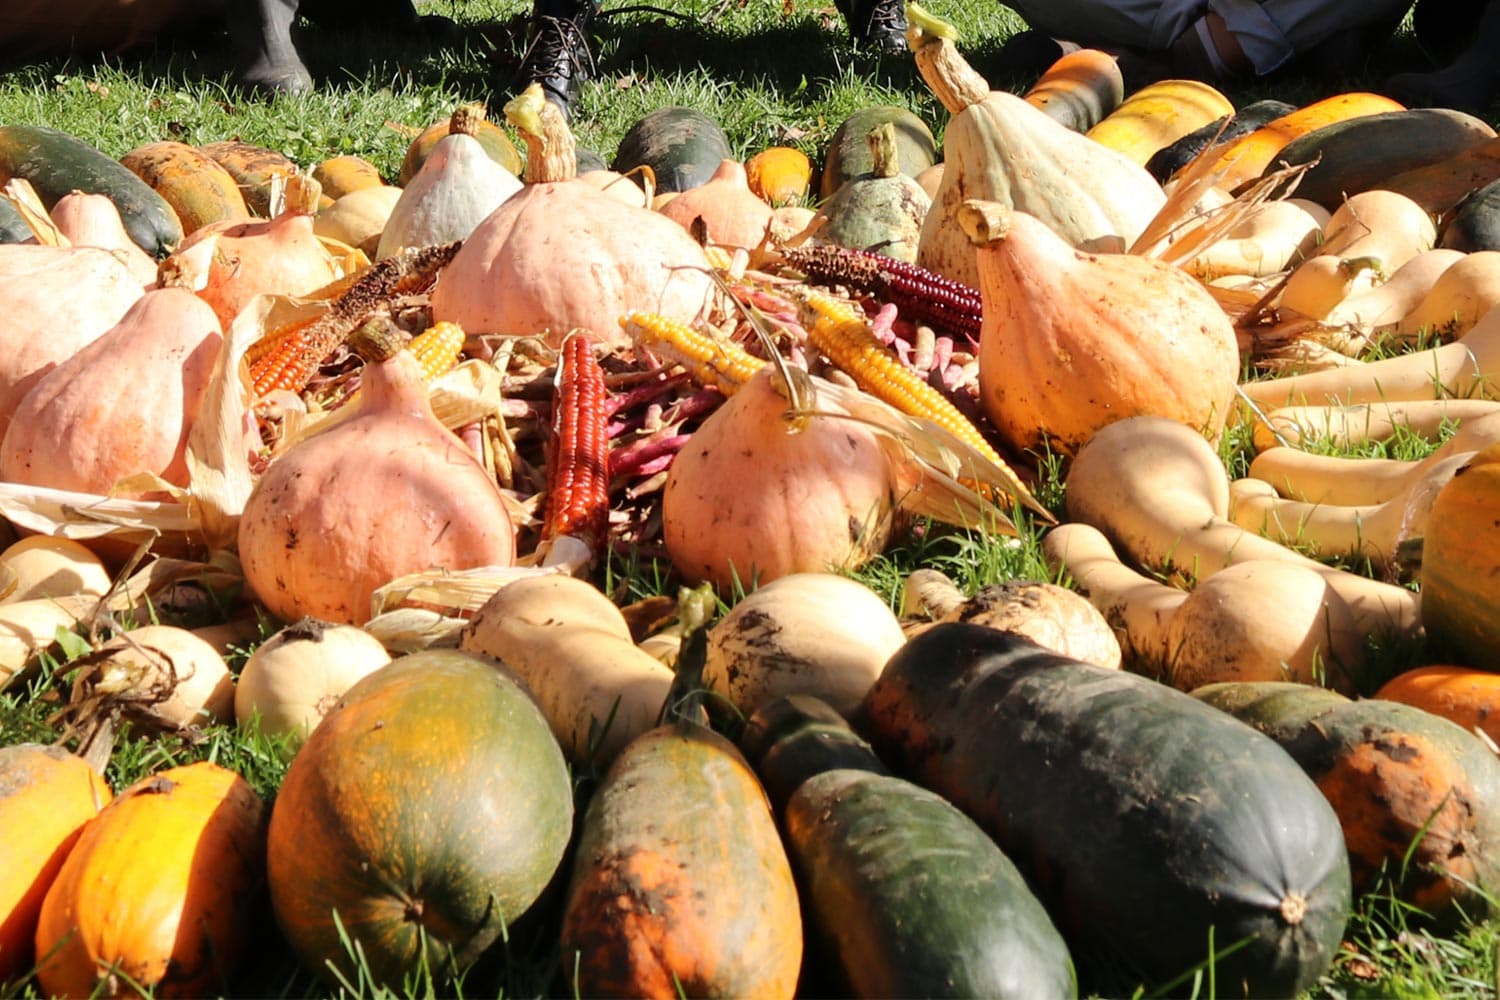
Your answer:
515,5 -> 597,120
843,0 -> 907,55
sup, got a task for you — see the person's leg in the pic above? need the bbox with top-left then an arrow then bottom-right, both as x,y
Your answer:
1385,0 -> 1500,113
226,0 -> 312,93
835,0 -> 907,54
514,0 -> 599,120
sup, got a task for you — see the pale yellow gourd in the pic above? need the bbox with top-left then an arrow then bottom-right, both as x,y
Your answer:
702,573 -> 906,719
1278,254 -> 1385,320
459,574 -> 674,765
1250,398 -> 1500,451
1318,248 -> 1465,353
1042,521 -> 1365,692
1391,250 -> 1500,341
907,3 -> 1165,289
314,185 -> 404,258
1247,409 -> 1500,504
1227,450 -> 1470,570
1063,415 -> 1421,637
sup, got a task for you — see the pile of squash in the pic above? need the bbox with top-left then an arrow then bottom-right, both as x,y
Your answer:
7,1 -> 1500,995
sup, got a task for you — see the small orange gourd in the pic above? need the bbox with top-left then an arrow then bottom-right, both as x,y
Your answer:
744,146 -> 815,205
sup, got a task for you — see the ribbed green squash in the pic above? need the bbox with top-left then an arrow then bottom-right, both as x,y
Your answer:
1439,177 -> 1500,251
743,695 -> 1076,1000
0,124 -> 182,257
265,649 -> 573,990
1194,680 -> 1500,924
1260,108 -> 1497,210
1147,98 -> 1296,183
611,106 -> 733,194
818,105 -> 938,201
858,623 -> 1352,999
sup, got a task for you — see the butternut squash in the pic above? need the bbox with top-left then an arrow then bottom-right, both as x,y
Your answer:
1064,415 -> 1421,637
1391,250 -> 1500,341
1317,248 -> 1465,353
1239,302 -> 1500,409
1247,410 -> 1500,505
1043,521 -> 1365,691
1178,197 -> 1329,280
1227,451 -> 1470,571
1250,399 -> 1500,452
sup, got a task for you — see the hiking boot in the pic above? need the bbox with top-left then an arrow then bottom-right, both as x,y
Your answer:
839,0 -> 907,55
515,0 -> 598,120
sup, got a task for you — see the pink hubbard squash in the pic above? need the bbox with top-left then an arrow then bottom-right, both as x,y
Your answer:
429,84 -> 722,349
0,260 -> 222,498
238,317 -> 516,625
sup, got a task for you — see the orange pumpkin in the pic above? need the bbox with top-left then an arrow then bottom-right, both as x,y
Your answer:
1377,665 -> 1500,745
33,761 -> 267,999
0,745 -> 111,983
745,146 -> 815,206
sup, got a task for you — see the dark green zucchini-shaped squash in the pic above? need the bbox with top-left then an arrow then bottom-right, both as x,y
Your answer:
819,105 -> 938,201
743,695 -> 1077,1000
1193,680 -> 1500,924
0,124 -> 183,258
0,196 -> 29,244
611,106 -> 733,194
1147,98 -> 1296,183
858,623 -> 1352,999
1258,108 -> 1497,209
266,649 -> 574,991
1439,177 -> 1500,252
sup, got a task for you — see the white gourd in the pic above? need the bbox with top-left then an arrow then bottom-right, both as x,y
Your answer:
377,104 -> 523,258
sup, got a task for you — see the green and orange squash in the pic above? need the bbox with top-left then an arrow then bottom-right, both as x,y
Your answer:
559,720 -> 802,999
119,140 -> 251,238
266,649 -> 573,989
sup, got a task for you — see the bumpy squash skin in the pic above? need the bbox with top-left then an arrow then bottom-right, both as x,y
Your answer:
1377,665 -> 1500,745
267,651 -> 574,990
0,745 -> 111,983
743,696 -> 1076,1000
0,124 -> 183,257
33,761 -> 267,1000
120,140 -> 252,238
858,623 -> 1352,999
1194,681 -> 1500,923
559,722 -> 802,999
612,106 -> 734,194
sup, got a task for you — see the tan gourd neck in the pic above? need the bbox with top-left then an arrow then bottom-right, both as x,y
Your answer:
907,3 -> 989,115
505,83 -> 577,184
866,122 -> 901,180
349,316 -> 405,365
449,102 -> 487,139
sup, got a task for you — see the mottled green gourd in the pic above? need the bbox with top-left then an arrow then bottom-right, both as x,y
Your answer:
813,121 -> 932,263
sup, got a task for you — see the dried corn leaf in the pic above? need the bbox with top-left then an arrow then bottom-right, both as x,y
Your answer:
363,607 -> 468,653
368,564 -> 564,619
3,179 -> 67,246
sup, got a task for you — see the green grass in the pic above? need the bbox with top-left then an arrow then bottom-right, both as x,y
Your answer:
2,1 -> 1499,997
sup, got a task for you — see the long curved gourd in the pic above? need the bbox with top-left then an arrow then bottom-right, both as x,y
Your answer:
907,3 -> 1165,289
1063,415 -> 1421,637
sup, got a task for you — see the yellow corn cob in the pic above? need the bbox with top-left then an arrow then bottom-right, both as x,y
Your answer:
797,288 -> 1038,508
620,311 -> 766,395
543,333 -> 611,550
406,321 -> 465,380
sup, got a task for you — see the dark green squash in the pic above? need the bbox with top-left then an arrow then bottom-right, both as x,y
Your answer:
743,695 -> 1076,1000
1257,108 -> 1496,210
1439,176 -> 1500,251
611,106 -> 733,194
819,105 -> 938,201
265,649 -> 574,990
1147,98 -> 1296,183
1193,680 -> 1500,924
0,124 -> 182,257
0,196 -> 29,244
857,623 -> 1352,999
